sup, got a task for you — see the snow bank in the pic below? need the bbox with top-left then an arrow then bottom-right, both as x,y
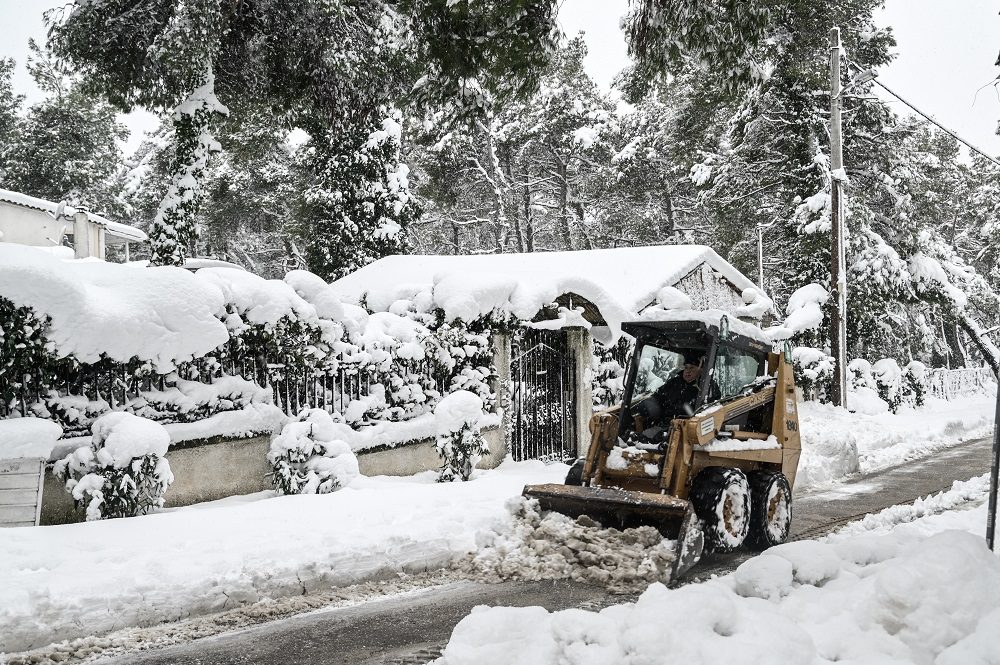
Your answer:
438,487 -> 1000,665
0,244 -> 228,372
0,418 -> 62,459
467,497 -> 676,590
328,246 -> 764,340
796,394 -> 996,488
0,460 -> 566,653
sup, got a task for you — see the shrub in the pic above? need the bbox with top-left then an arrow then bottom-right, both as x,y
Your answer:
268,408 -> 360,494
871,358 -> 903,412
791,347 -> 834,402
903,361 -> 927,407
434,390 -> 488,482
53,412 -> 174,520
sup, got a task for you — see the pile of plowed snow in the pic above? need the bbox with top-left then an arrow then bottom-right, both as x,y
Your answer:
465,497 -> 676,591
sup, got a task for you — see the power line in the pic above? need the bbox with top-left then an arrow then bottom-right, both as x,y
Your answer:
870,78 -> 1000,168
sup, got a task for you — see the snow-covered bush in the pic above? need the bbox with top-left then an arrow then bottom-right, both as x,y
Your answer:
434,390 -> 489,482
904,360 -> 927,407
591,338 -> 632,408
847,358 -> 877,393
53,412 -> 174,520
791,347 -> 834,401
871,358 -> 903,411
268,408 -> 359,495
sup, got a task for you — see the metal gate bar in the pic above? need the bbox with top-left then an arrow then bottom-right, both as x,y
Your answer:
510,328 -> 577,462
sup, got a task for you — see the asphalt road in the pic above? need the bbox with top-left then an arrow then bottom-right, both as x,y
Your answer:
98,435 -> 993,665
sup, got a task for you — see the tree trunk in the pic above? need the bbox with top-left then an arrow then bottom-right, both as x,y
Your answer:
956,311 -> 1000,377
662,190 -> 675,238
944,315 -> 968,367
557,161 -> 572,250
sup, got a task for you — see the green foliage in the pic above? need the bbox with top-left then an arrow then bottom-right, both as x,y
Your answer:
54,438 -> 173,520
297,114 -> 419,281
1,41 -> 125,210
436,420 -> 488,482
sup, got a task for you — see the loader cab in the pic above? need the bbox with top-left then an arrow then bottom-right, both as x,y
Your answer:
618,319 -> 771,445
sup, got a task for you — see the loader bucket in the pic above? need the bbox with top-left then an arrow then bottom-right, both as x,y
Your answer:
522,484 -> 704,580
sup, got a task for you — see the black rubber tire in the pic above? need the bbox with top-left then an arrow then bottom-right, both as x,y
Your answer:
690,467 -> 751,553
746,470 -> 793,551
564,458 -> 586,486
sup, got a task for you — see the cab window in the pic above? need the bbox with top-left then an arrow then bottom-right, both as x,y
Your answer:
714,346 -> 765,400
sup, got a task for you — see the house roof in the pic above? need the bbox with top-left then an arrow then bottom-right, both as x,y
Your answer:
0,188 -> 147,245
329,245 -> 765,341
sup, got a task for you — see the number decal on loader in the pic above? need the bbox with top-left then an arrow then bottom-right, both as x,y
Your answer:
699,418 -> 714,436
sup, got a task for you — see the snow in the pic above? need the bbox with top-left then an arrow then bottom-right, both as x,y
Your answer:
89,412 -> 169,468
195,267 -> 317,328
766,283 -> 829,341
437,480 -> 1000,665
0,418 -> 62,459
161,403 -> 286,445
0,459 -> 566,653
0,244 -> 229,373
796,393 -> 996,488
468,497 -> 677,590
696,435 -> 780,452
327,246 -> 764,340
637,305 -> 775,345
435,390 -> 485,434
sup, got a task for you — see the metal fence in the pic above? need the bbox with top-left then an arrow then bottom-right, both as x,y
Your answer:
1,353 -> 448,428
926,366 -> 996,400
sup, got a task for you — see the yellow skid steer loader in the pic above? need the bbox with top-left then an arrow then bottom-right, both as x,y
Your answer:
523,317 -> 801,580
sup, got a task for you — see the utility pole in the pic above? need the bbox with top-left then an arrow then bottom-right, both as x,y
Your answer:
987,384 -> 1000,551
829,26 -> 848,407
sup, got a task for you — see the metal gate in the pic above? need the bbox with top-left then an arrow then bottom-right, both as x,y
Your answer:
510,328 -> 577,462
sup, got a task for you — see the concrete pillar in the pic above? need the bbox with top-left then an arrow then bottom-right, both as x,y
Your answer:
565,327 -> 594,459
491,332 -> 512,461
72,209 -> 91,259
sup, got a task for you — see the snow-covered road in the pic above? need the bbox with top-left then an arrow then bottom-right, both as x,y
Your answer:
12,433 -> 992,665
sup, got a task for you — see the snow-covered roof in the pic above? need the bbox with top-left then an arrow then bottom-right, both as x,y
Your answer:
329,245 -> 764,340
0,188 -> 147,245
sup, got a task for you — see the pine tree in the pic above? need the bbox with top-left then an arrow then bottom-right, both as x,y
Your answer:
1,41 -> 125,211
0,58 -> 23,182
297,113 -> 419,281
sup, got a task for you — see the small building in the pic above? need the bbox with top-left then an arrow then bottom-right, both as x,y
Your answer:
331,245 -> 772,462
0,188 -> 146,261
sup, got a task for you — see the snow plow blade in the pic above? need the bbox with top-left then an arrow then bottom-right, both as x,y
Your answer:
522,484 -> 704,580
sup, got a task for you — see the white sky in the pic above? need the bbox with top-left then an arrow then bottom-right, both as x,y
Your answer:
1,0 -> 998,156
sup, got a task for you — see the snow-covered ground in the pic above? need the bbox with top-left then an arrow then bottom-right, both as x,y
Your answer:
437,477 -> 1000,665
797,392 -> 996,489
0,460 -> 566,654
1,394 -> 994,657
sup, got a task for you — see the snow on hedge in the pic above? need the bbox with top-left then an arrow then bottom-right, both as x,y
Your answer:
0,418 -> 62,459
327,246 -> 766,340
0,244 -> 228,372
438,492 -> 1000,665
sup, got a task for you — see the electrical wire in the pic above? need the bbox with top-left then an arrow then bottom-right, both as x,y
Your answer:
869,78 -> 1000,168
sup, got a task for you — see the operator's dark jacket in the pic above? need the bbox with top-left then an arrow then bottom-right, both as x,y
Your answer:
644,374 -> 721,423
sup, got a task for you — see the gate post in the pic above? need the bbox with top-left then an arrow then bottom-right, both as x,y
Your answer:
565,327 -> 594,459
491,332 -> 513,460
